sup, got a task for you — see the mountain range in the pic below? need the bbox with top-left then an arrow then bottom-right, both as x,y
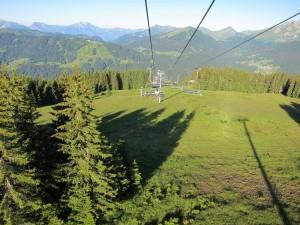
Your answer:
0,19 -> 300,78
0,19 -> 141,42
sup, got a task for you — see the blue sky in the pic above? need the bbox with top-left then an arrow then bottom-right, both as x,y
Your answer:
0,0 -> 299,31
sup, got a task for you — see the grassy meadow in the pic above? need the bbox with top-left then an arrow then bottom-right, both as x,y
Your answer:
38,88 -> 300,225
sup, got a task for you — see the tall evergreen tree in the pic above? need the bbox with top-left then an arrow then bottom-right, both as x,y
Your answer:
53,71 -> 116,224
0,73 -> 42,224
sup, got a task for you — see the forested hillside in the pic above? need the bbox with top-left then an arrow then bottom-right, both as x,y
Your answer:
1,20 -> 300,78
0,29 -> 150,77
122,25 -> 300,75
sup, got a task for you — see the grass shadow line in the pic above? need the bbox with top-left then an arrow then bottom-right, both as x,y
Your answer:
239,119 -> 292,225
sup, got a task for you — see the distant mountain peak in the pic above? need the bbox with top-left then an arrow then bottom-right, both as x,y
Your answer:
0,19 -> 28,30
220,26 -> 237,33
152,24 -> 174,29
2,18 -> 300,43
71,22 -> 95,28
31,22 -> 46,25
30,22 -> 50,29
26,21 -> 142,41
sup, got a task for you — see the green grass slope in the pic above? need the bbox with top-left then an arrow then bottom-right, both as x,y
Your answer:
38,89 -> 300,224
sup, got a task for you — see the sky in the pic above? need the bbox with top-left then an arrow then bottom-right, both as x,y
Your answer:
0,0 -> 299,31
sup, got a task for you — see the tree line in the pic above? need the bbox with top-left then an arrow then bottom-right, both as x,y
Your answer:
0,65 -> 143,224
90,70 -> 149,94
186,67 -> 300,98
27,69 -> 149,107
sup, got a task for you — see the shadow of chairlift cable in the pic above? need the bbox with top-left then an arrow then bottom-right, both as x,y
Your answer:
237,118 -> 292,225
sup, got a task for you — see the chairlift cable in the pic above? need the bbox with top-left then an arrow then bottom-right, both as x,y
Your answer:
144,0 -> 155,71
173,0 -> 216,67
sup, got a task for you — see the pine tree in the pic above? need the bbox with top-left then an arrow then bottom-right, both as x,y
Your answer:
0,73 -> 42,224
130,160 -> 142,193
109,140 -> 131,199
108,139 -> 142,199
53,71 -> 116,224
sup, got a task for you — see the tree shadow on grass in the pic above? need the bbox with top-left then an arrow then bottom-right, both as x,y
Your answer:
98,108 -> 195,183
238,118 -> 292,225
280,102 -> 300,125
